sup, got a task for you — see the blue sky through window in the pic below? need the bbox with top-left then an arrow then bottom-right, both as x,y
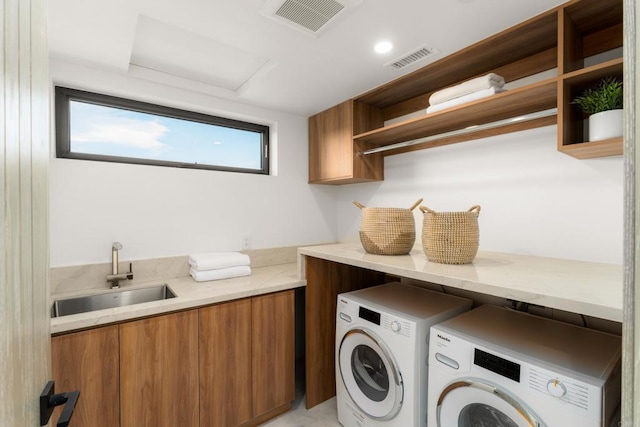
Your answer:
69,100 -> 263,170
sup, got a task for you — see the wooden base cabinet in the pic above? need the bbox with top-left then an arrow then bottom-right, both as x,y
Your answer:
120,310 -> 199,427
199,298 -> 253,427
252,291 -> 295,416
199,291 -> 295,427
51,326 -> 120,427
51,290 -> 295,427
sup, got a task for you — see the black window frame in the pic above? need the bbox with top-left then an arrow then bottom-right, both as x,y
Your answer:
55,86 -> 270,175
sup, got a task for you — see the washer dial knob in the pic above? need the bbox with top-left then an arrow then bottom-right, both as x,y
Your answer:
546,379 -> 567,398
390,320 -> 401,333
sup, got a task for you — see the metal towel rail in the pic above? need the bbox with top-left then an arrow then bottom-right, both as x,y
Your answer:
360,108 -> 558,155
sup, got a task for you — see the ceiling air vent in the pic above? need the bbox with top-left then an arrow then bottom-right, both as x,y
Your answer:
386,45 -> 439,70
275,0 -> 345,33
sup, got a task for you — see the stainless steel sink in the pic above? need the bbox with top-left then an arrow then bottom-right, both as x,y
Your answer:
52,284 -> 176,317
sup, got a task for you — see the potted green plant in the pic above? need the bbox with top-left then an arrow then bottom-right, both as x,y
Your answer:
572,76 -> 623,142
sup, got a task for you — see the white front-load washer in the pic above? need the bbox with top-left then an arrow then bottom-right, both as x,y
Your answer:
428,305 -> 622,427
336,282 -> 472,427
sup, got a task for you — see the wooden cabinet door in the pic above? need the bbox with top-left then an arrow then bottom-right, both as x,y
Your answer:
309,101 -> 354,183
51,326 -> 120,427
251,290 -> 295,416
119,310 -> 198,427
199,299 -> 252,427
309,100 -> 384,184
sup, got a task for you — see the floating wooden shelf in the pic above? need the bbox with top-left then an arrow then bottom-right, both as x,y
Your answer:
354,78 -> 558,149
559,137 -> 623,159
562,57 -> 623,83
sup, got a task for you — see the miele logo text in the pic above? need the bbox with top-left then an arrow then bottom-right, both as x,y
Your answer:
437,334 -> 451,342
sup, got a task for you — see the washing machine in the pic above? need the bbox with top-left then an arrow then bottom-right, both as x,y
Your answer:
335,282 -> 472,427
428,305 -> 622,427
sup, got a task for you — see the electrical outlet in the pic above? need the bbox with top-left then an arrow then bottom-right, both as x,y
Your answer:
242,235 -> 251,250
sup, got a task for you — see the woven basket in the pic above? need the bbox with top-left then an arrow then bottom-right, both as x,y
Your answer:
354,199 -> 423,255
420,205 -> 481,264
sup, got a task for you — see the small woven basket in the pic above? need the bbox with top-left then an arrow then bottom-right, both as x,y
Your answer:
420,205 -> 481,264
354,199 -> 423,255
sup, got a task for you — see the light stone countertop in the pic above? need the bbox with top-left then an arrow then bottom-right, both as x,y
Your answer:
298,242 -> 623,322
51,262 -> 302,335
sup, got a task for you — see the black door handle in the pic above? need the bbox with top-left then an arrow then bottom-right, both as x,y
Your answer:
40,381 -> 81,426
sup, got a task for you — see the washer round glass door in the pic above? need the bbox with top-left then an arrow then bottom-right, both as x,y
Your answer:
338,328 -> 403,420
437,380 -> 545,427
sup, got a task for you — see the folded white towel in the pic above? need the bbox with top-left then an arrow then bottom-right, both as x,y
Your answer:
188,252 -> 250,271
426,87 -> 505,114
190,265 -> 252,282
429,73 -> 505,106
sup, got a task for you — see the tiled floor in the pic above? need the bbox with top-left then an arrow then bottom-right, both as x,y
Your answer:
261,395 -> 339,427
261,360 -> 340,426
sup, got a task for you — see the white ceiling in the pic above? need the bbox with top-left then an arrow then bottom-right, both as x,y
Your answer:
48,0 -> 566,117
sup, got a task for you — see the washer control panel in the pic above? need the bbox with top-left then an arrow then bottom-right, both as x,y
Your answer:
546,378 -> 568,398
528,366 -> 596,415
381,314 -> 412,338
390,320 -> 401,332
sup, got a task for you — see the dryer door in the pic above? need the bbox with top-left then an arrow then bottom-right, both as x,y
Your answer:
437,379 -> 545,427
338,328 -> 403,420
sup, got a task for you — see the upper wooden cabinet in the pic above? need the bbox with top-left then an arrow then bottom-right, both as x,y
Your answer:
308,0 -> 623,184
308,100 -> 384,184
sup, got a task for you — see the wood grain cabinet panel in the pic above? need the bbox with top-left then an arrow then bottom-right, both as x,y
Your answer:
51,290 -> 296,427
51,326 -> 120,427
199,291 -> 296,426
252,290 -> 296,417
304,257 -> 387,408
199,298 -> 252,427
119,310 -> 199,427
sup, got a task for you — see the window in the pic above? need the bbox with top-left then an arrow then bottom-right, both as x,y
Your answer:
55,86 -> 269,174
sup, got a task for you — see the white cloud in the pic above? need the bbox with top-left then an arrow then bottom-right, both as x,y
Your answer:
71,117 -> 169,150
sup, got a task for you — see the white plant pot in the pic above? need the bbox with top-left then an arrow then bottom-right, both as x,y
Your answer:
588,109 -> 623,141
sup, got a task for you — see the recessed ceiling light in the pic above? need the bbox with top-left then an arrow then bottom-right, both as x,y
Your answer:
374,41 -> 393,54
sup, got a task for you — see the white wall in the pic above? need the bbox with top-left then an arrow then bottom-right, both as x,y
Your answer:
335,126 -> 624,264
50,59 -> 337,267
50,61 -> 624,267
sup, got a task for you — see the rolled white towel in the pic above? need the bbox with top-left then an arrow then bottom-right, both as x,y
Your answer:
189,252 -> 250,271
429,73 -> 505,106
426,87 -> 505,114
190,265 -> 252,282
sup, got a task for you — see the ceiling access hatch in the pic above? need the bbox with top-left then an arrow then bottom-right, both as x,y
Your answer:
129,16 -> 270,92
261,0 -> 362,36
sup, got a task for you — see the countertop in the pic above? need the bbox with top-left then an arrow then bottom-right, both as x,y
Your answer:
51,262 -> 302,334
298,242 -> 623,322
52,242 -> 623,334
